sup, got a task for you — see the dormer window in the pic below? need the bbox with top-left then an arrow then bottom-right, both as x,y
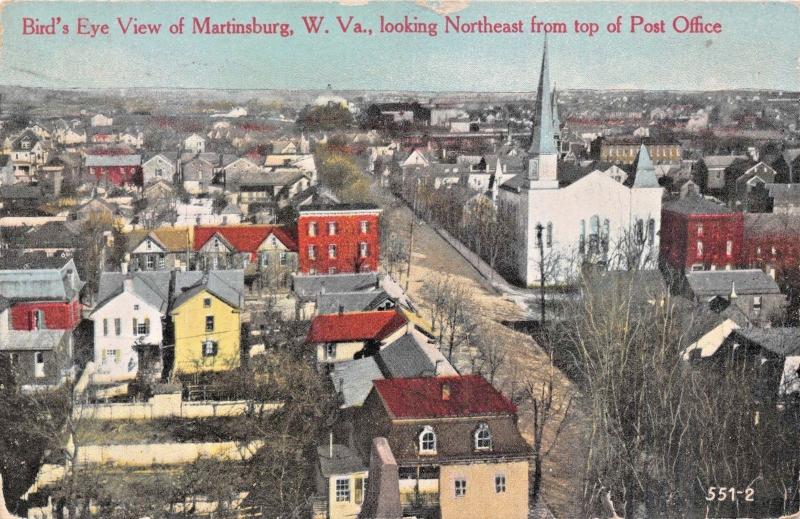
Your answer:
419,426 -> 437,454
474,423 -> 492,450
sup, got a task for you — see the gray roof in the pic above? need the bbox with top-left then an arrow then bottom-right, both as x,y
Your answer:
173,270 -> 244,310
330,357 -> 384,408
703,155 -> 747,168
376,333 -> 440,379
1,329 -> 68,351
292,272 -> 379,300
316,290 -> 393,315
0,257 -> 83,301
317,444 -> 366,478
182,158 -> 214,181
686,269 -> 780,298
94,271 -> 172,313
744,213 -> 800,235
663,195 -> 732,215
85,155 -> 141,167
736,327 -> 800,356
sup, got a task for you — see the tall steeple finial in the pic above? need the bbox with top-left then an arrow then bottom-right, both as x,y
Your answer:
633,143 -> 659,188
529,36 -> 556,157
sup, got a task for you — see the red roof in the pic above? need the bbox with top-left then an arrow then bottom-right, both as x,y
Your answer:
193,225 -> 297,253
373,375 -> 517,419
306,310 -> 407,344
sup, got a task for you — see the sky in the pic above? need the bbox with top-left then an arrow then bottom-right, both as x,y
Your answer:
0,1 -> 797,92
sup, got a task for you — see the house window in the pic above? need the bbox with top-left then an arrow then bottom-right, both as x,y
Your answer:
104,349 -> 120,364
205,316 -> 215,332
359,242 -> 369,258
308,245 -> 317,260
136,318 -> 150,336
279,252 -> 287,266
726,240 -> 733,257
329,244 -> 337,259
335,478 -> 350,502
203,298 -> 212,308
454,478 -> 467,498
419,426 -> 437,454
155,168 -> 163,177
328,222 -> 338,236
354,476 -> 365,505
31,309 -> 44,330
635,219 -> 644,243
328,267 -> 337,274
325,343 -> 337,360
696,241 -> 704,258
475,423 -> 492,450
260,252 -> 269,268
146,255 -> 156,270
579,220 -> 586,254
697,224 -> 704,237
308,222 -> 317,237
360,220 -> 369,234
495,475 -> 506,494
202,340 -> 218,357
114,318 -> 121,336
534,223 -> 542,247
133,304 -> 139,311
309,268 -> 317,275
754,296 -> 762,310
8,353 -> 18,366
103,318 -> 108,336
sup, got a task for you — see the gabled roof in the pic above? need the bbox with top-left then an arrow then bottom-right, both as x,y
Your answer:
126,227 -> 192,253
686,269 -> 781,297
331,356 -> 385,408
94,271 -> 171,313
193,225 -> 297,253
0,255 -> 83,301
172,270 -> 244,310
735,327 -> 800,357
306,309 -> 407,344
1,329 -> 68,352
702,155 -> 747,168
372,374 -> 516,419
293,272 -> 380,300
662,195 -> 732,215
376,331 -> 457,379
85,155 -> 141,167
316,290 -> 393,315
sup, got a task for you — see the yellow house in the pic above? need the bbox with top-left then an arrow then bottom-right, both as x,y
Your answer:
170,271 -> 244,375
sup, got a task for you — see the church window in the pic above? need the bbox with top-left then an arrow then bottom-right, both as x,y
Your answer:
546,223 -> 553,248
602,219 -> 610,252
579,220 -> 586,254
636,219 -> 644,243
648,219 -> 656,245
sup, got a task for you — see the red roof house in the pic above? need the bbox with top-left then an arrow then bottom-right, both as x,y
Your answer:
193,225 -> 298,256
307,309 -> 408,365
372,374 -> 517,419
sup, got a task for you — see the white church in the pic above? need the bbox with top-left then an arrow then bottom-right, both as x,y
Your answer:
497,41 -> 664,286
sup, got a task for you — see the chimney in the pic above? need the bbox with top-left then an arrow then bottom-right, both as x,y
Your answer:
121,261 -> 129,275
123,276 -> 133,293
338,304 -> 344,315
441,382 -> 451,401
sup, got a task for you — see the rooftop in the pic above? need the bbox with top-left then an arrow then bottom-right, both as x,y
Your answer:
662,195 -> 733,215
686,269 -> 781,297
373,374 -> 517,420
193,225 -> 297,253
306,310 -> 407,344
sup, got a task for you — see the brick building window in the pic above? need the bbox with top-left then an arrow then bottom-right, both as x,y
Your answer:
308,245 -> 317,260
328,222 -> 338,236
360,220 -> 369,234
359,242 -> 368,258
328,244 -> 337,259
308,222 -> 317,237
454,478 -> 467,498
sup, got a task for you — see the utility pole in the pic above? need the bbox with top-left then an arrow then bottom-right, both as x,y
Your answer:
405,178 -> 420,293
536,223 -> 545,328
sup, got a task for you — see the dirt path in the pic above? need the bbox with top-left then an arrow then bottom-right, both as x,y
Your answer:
378,188 -> 589,518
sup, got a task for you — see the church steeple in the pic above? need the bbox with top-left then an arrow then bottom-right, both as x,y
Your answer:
551,84 -> 561,136
526,38 -> 558,189
633,143 -> 659,188
529,37 -> 557,157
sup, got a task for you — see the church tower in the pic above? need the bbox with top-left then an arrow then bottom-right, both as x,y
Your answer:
525,38 -> 559,190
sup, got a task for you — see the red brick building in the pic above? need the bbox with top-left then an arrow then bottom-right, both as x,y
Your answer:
297,204 -> 382,275
660,196 -> 744,273
743,214 -> 800,279
85,154 -> 142,186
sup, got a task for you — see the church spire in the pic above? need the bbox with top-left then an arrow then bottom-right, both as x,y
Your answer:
633,143 -> 659,188
529,36 -> 557,157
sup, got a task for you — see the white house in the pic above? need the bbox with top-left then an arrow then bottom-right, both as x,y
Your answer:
90,272 -> 171,378
56,128 -> 87,146
497,42 -> 663,286
175,198 -> 242,226
142,153 -> 177,184
184,133 -> 206,154
91,113 -> 113,127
